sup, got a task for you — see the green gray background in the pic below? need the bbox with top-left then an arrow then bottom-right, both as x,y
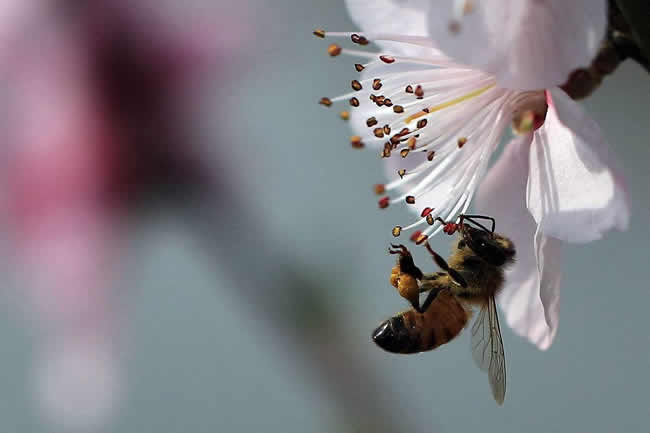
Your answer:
1,1 -> 649,432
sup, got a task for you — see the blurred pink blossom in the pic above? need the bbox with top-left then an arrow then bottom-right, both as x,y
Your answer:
1,1 -> 254,430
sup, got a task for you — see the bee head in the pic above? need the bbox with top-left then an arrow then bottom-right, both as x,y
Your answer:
461,225 -> 515,267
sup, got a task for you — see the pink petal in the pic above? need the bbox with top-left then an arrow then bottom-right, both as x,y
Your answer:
427,0 -> 606,89
527,88 -> 630,243
345,0 -> 434,57
475,135 -> 561,349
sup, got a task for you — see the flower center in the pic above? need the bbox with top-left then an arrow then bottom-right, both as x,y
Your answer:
510,91 -> 547,134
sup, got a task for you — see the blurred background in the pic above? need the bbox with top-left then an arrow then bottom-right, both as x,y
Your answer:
0,1 -> 649,432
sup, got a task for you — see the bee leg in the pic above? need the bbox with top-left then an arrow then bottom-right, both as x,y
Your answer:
388,244 -> 423,280
424,243 -> 467,288
420,286 -> 443,312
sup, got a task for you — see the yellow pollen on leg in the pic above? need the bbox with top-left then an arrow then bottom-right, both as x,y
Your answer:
404,84 -> 495,124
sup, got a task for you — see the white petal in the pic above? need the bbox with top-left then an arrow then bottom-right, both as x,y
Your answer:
345,0 -> 434,57
475,135 -> 561,349
427,0 -> 607,90
527,88 -> 630,243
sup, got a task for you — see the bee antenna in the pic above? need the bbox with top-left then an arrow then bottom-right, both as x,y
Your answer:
459,214 -> 496,233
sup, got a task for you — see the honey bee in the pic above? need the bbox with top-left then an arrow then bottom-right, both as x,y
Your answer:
372,214 -> 516,404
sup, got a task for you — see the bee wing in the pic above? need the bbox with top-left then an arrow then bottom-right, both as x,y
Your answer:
470,296 -> 506,405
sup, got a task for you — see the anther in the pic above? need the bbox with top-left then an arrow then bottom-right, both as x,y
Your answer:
349,97 -> 360,107
355,63 -> 365,72
328,44 -> 342,57
390,135 -> 402,145
350,34 -> 369,45
373,128 -> 385,138
417,119 -> 428,128
393,105 -> 404,113
372,79 -> 382,90
383,125 -> 391,135
400,149 -> 410,158
380,55 -> 395,64
405,196 -> 416,204
398,169 -> 406,178
427,150 -> 435,161
399,128 -> 410,136
339,111 -> 350,120
426,214 -> 434,225
410,230 -> 423,243
319,97 -> 332,107
415,85 -> 424,99
351,80 -> 362,91
381,148 -> 392,158
378,196 -> 390,209
457,137 -> 467,148
313,29 -> 326,38
366,117 -> 378,127
405,85 -> 414,93
407,137 -> 417,149
392,226 -> 402,237
350,135 -> 364,148
420,207 -> 433,217
374,184 -> 386,195
383,98 -> 393,107
415,233 -> 429,245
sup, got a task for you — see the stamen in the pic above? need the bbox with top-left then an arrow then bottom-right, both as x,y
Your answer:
350,34 -> 369,45
405,196 -> 416,204
319,97 -> 332,107
350,136 -> 364,148
457,137 -> 467,148
374,184 -> 386,195
355,63 -> 365,72
421,208 -> 433,217
378,196 -> 390,209
415,234 -> 428,245
400,149 -> 410,158
351,80 -> 362,91
410,230 -> 423,243
366,117 -> 378,127
339,111 -> 350,120
349,97 -> 360,107
313,29 -> 326,38
404,83 -> 495,123
392,226 -> 402,237
328,44 -> 342,57
380,55 -> 395,64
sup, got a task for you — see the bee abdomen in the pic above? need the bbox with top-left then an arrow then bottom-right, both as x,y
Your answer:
372,316 -> 422,354
372,290 -> 469,354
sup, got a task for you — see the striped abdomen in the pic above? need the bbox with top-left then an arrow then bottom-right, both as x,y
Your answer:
372,290 -> 469,354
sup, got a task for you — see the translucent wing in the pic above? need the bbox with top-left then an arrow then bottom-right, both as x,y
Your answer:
470,296 -> 506,405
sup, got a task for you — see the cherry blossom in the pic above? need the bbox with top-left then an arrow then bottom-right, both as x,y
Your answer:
315,0 -> 628,349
